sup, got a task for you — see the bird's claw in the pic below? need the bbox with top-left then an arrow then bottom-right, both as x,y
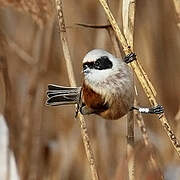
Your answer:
123,52 -> 137,64
149,105 -> 164,114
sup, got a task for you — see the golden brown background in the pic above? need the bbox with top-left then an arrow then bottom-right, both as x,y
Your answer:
0,0 -> 180,179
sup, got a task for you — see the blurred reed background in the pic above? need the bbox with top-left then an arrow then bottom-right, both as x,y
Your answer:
0,0 -> 180,179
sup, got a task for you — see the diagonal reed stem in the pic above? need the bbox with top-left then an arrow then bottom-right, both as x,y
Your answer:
54,0 -> 99,179
98,0 -> 180,158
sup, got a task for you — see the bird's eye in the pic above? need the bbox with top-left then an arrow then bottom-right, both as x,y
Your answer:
94,61 -> 100,67
94,56 -> 113,70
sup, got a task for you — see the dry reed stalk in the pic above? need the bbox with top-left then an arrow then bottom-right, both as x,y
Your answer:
105,23 -> 131,179
98,0 -> 180,158
134,102 -> 164,179
174,107 -> 180,159
173,0 -> 180,28
127,112 -> 135,180
54,1 -> 99,180
122,1 -> 136,179
106,17 -> 135,178
175,107 -> 180,138
107,19 -> 163,178
122,0 -> 135,48
75,22 -> 133,179
107,27 -> 122,58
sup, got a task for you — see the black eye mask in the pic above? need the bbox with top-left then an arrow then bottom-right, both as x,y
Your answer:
83,56 -> 113,71
83,62 -> 94,70
94,56 -> 113,70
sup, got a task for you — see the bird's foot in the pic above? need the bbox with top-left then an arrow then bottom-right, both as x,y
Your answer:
148,105 -> 164,114
131,105 -> 164,114
123,52 -> 137,64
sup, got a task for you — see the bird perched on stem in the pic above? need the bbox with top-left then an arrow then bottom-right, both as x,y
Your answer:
46,49 -> 163,120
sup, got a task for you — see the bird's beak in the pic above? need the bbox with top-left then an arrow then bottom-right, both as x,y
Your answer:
83,64 -> 90,74
83,68 -> 90,74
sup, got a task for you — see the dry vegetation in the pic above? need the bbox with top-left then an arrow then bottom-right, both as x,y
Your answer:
0,0 -> 180,179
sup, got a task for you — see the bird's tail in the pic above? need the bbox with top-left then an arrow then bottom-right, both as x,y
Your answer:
46,84 -> 81,106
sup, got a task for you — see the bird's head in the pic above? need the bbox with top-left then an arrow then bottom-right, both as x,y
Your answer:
82,49 -> 123,85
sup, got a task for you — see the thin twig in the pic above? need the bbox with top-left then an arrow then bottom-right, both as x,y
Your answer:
76,23 -> 111,29
98,0 -> 180,158
122,1 -> 136,179
54,1 -> 99,179
75,23 -> 123,58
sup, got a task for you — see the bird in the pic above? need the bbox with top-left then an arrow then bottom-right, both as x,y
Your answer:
46,49 -> 163,120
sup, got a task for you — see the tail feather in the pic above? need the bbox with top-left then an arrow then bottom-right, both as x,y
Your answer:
46,94 -> 78,106
47,92 -> 78,98
47,90 -> 78,96
48,84 -> 78,91
47,84 -> 80,94
46,84 -> 81,106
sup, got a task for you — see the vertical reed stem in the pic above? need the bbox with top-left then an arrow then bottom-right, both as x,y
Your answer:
54,1 -> 99,179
